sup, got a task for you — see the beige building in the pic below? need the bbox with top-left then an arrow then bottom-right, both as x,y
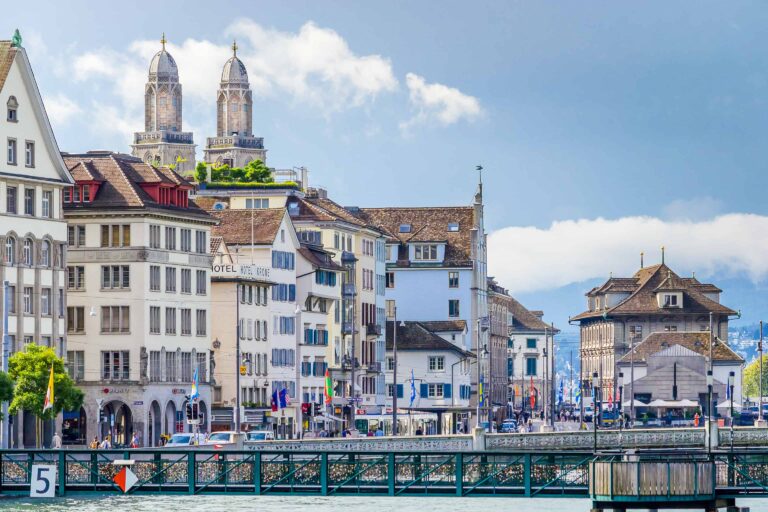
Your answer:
63,151 -> 215,447
131,35 -> 196,174
0,34 -> 75,448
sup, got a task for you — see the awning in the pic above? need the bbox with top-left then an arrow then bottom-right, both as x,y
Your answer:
647,399 -> 699,408
621,400 -> 648,407
716,400 -> 743,409
317,414 -> 345,423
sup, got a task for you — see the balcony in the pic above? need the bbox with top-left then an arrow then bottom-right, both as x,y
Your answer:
365,323 -> 382,337
205,135 -> 265,149
366,362 -> 381,373
342,323 -> 357,335
133,130 -> 194,145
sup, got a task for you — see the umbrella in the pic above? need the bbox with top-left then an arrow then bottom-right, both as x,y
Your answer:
716,400 -> 742,409
678,399 -> 699,408
622,400 -> 648,407
647,399 -> 668,407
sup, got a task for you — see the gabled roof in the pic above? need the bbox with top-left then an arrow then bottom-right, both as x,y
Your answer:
210,236 -> 224,255
572,263 -> 736,321
298,244 -> 344,271
209,208 -> 286,245
418,320 -> 467,333
385,321 -> 475,357
357,206 -> 476,268
497,293 -> 559,333
0,41 -> 14,92
617,331 -> 743,365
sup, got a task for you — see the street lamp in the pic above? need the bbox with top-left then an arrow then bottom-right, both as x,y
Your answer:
592,371 -> 599,453
618,372 -> 624,435
729,370 -> 735,452
706,370 -> 713,456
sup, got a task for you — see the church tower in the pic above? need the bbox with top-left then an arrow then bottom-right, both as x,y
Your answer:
203,41 -> 266,168
131,34 -> 196,174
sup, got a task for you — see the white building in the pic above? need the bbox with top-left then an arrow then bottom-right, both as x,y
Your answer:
62,151 -> 216,447
0,34 -> 75,448
385,321 -> 474,435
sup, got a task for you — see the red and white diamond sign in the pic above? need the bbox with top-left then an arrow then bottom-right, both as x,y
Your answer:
114,466 -> 138,493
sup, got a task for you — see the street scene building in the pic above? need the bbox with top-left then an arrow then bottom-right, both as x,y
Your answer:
62,151 -> 216,447
0,37 -> 75,448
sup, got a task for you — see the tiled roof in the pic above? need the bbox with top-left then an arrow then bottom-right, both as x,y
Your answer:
209,208 -> 285,245
572,263 -> 736,321
62,152 -> 208,216
298,245 -> 344,271
357,207 -> 475,268
0,42 -> 16,93
418,320 -> 467,333
193,196 -> 226,212
385,321 -> 475,357
617,331 -> 743,364
491,291 -> 558,332
210,236 -> 223,255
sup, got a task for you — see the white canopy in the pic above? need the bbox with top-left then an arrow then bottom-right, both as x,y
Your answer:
647,399 -> 699,408
716,400 -> 743,409
622,400 -> 648,407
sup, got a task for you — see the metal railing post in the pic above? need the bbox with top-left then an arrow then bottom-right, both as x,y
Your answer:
187,451 -> 195,495
321,452 -> 328,496
524,453 -> 532,497
253,452 -> 261,495
455,453 -> 463,497
388,452 -> 395,496
57,450 -> 66,497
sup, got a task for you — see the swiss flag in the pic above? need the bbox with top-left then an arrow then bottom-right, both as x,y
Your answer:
114,466 -> 138,493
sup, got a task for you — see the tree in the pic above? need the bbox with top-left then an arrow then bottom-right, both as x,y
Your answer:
9,344 -> 84,445
194,161 -> 208,183
244,159 -> 273,183
744,355 -> 768,398
0,372 -> 14,418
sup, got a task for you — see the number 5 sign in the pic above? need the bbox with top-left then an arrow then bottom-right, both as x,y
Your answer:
30,464 -> 56,498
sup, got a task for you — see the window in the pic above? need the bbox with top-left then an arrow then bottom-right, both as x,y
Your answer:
23,287 -> 33,314
24,141 -> 34,167
399,224 -> 411,233
149,225 -> 161,248
181,268 -> 191,293
180,308 -> 192,335
386,271 -> 395,289
4,237 -> 15,265
150,351 -> 161,382
67,351 -> 85,380
58,289 -> 64,318
196,270 -> 206,295
67,225 -> 85,247
180,229 -> 191,252
40,288 -> 51,316
245,198 -> 269,209
100,225 -> 130,247
149,306 -> 161,334
67,306 -> 85,333
165,227 -> 176,250
22,238 -> 32,266
427,384 -> 444,398
166,352 -> 177,382
101,265 -> 130,289
526,357 -> 537,376
42,191 -> 52,218
663,294 -> 679,307
149,265 -> 161,291
40,240 -> 50,267
526,338 -> 537,349
448,271 -> 459,288
196,309 -> 207,336
23,189 -> 34,216
102,351 -> 129,380
665,325 -> 678,332
82,186 -> 90,202
6,186 -> 16,214
448,299 -> 460,318
414,244 -> 438,260
165,267 -> 176,292
271,250 -> 295,270
7,138 -> 16,164
387,357 -> 395,371
448,222 -> 459,232
101,306 -> 130,333
428,356 -> 445,371
165,307 -> 177,334
629,325 -> 643,337
195,230 -> 206,254
6,96 -> 17,121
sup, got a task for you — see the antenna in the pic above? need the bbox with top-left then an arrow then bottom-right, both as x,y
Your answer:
640,251 -> 644,269
661,245 -> 665,265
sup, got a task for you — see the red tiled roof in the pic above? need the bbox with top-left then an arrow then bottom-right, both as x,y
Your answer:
617,331 -> 743,364
209,208 -> 285,245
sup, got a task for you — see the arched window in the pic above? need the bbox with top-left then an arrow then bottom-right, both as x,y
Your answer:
4,237 -> 15,265
7,96 -> 18,122
41,240 -> 50,267
22,238 -> 33,266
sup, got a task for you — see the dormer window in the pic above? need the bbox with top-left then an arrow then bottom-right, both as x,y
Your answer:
448,222 -> 459,232
658,292 -> 682,308
399,224 -> 411,233
414,244 -> 438,261
7,96 -> 18,122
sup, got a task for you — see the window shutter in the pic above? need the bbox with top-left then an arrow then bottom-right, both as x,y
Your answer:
396,384 -> 404,398
443,384 -> 452,399
420,383 -> 428,397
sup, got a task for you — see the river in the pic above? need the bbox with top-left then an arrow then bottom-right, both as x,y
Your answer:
2,496 -> 768,511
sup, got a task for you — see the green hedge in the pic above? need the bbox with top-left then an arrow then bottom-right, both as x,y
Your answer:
204,181 -> 300,190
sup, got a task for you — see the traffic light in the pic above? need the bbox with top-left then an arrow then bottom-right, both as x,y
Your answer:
185,402 -> 200,422
312,403 -> 322,416
185,402 -> 194,421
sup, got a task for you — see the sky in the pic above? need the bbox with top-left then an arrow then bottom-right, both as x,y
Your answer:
4,1 -> 768,330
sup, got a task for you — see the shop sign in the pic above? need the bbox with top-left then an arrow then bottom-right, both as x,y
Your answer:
102,388 -> 128,394
212,263 -> 270,281
133,401 -> 144,406
172,389 -> 187,395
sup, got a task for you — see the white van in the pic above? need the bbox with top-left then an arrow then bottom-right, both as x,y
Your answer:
165,433 -> 206,447
246,431 -> 275,442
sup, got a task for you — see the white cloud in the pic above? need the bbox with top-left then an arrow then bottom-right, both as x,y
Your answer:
400,72 -> 483,134
662,196 -> 724,221
44,93 -> 82,126
488,214 -> 768,294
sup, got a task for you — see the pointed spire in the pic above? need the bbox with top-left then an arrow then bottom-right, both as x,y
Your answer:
661,245 -> 665,264
232,39 -> 238,57
160,32 -> 167,51
640,251 -> 644,269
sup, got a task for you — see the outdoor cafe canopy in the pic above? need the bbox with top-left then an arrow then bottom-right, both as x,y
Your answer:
646,399 -> 699,408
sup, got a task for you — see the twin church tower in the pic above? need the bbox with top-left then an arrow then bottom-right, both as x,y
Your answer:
130,34 -> 266,174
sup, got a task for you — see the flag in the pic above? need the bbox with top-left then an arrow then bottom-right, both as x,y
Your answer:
558,379 -> 564,405
529,376 -> 536,410
190,367 -> 199,401
607,387 -> 614,408
575,382 -> 582,405
479,374 -> 485,407
279,388 -> 289,409
42,365 -> 54,413
324,369 -> 333,404
726,381 -> 731,400
409,369 -> 417,407
271,389 -> 279,412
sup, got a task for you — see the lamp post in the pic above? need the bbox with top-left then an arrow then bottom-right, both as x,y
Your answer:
760,320 -> 764,425
390,305 -> 398,436
630,333 -> 639,427
592,372 -> 599,453
707,370 -> 713,456
235,283 -> 242,433
729,370 -> 735,452
2,280 -> 10,449
618,372 -> 624,435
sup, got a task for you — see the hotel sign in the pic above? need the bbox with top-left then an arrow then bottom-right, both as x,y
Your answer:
212,263 -> 270,281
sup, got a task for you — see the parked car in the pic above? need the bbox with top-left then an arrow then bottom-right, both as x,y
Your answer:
584,406 -> 594,422
500,420 -> 518,433
734,412 -> 755,427
205,431 -> 245,447
164,433 -> 206,447
246,431 -> 275,442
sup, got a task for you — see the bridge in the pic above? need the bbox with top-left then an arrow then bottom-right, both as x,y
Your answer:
1,446 -> 768,510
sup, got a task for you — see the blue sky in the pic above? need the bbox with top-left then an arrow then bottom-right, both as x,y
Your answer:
5,1 -> 768,329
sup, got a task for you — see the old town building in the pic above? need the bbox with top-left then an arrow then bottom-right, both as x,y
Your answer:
131,35 -> 196,174
63,151 -> 215,447
572,259 -> 737,406
0,34 -> 75,447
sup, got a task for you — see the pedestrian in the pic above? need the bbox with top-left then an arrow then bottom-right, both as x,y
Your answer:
415,426 -> 423,436
51,432 -> 62,449
693,412 -> 700,428
99,435 -> 111,449
89,436 -> 99,449
130,432 -> 139,448
375,427 -> 384,437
